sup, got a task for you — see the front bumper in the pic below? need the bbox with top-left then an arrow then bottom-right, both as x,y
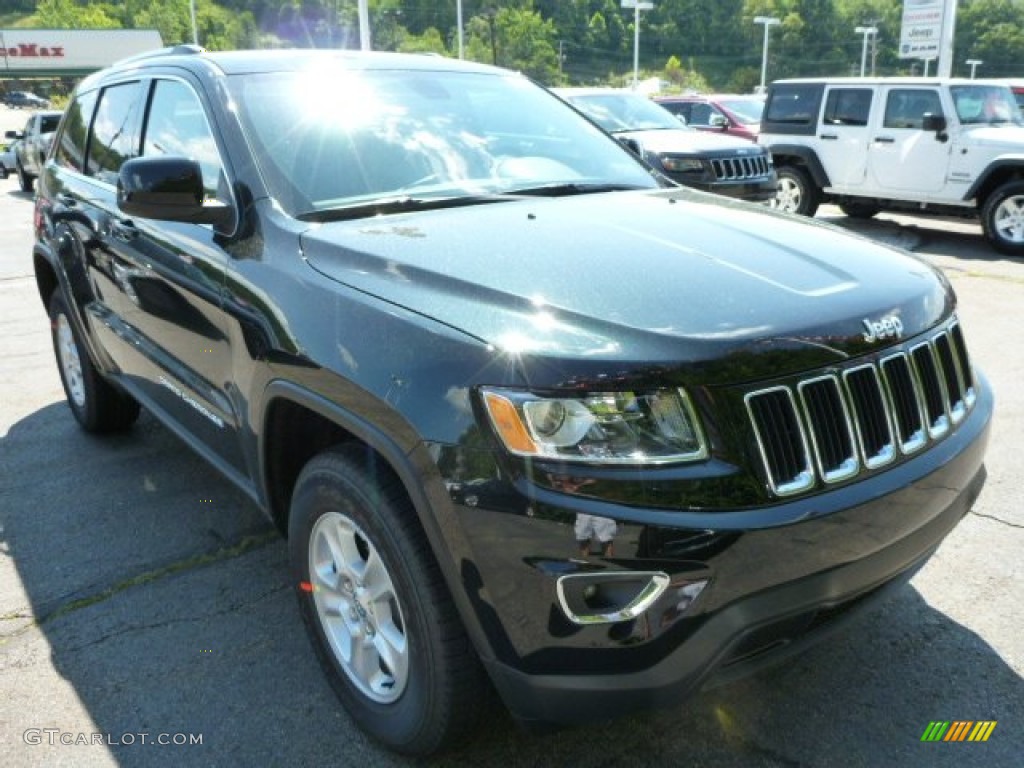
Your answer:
448,372 -> 992,725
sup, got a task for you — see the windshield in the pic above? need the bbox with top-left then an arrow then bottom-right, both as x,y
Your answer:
559,92 -> 685,133
951,84 -> 1023,126
717,97 -> 765,125
228,68 -> 658,218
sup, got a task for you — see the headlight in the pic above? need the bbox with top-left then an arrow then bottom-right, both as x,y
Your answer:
660,155 -> 704,173
481,388 -> 708,464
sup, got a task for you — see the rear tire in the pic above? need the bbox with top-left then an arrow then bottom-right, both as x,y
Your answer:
981,181 -> 1024,255
838,201 -> 880,219
49,292 -> 140,433
772,165 -> 820,217
288,446 -> 488,756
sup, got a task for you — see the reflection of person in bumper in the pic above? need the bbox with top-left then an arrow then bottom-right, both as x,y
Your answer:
574,513 -> 617,557
546,473 -> 617,556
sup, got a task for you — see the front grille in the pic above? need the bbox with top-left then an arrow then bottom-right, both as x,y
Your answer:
710,154 -> 771,181
745,317 -> 975,497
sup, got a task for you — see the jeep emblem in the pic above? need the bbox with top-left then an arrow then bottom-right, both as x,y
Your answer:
862,314 -> 904,343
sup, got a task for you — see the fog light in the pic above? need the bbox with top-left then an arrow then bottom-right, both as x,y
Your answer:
556,571 -> 671,625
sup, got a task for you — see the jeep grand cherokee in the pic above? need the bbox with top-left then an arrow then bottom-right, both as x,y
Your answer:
32,47 -> 991,755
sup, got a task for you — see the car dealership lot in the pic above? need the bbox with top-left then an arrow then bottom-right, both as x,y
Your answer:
1,148 -> 1021,765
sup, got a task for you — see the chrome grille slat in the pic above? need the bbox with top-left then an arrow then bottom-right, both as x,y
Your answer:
843,365 -> 895,468
745,387 -> 814,496
911,342 -> 950,438
798,376 -> 858,483
710,154 -> 770,181
745,317 -> 975,496
881,353 -> 927,453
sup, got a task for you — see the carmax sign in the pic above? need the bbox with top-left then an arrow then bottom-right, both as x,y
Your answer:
0,29 -> 163,76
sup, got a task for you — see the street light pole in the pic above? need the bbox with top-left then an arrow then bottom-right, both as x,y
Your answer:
456,0 -> 464,59
357,0 -> 371,50
753,16 -> 780,93
855,26 -> 877,77
966,59 -> 983,79
622,0 -> 654,90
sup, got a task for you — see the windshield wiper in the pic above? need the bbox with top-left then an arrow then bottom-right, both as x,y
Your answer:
501,182 -> 649,198
297,194 -> 507,222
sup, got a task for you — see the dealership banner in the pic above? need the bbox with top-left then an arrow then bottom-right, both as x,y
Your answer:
0,29 -> 163,73
899,0 -> 945,59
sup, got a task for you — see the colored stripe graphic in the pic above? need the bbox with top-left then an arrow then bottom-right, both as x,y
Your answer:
945,721 -> 972,741
969,722 -> 997,742
921,721 -> 949,741
920,721 -> 996,742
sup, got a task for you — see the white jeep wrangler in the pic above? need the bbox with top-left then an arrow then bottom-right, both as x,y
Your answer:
758,77 -> 1024,254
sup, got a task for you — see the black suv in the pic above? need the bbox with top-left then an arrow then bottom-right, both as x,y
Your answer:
33,47 -> 991,755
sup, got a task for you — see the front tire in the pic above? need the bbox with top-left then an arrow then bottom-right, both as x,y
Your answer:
16,159 -> 33,193
981,181 -> 1024,255
288,446 -> 487,755
772,165 -> 820,217
49,292 -> 140,433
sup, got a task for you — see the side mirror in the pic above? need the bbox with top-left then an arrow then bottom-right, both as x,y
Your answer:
617,136 -> 643,157
922,112 -> 948,143
922,113 -> 945,132
117,156 -> 233,228
709,114 -> 729,130
5,129 -> 23,140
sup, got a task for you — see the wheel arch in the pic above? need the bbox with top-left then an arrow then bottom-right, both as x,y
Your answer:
258,380 -> 497,663
33,245 -> 59,309
765,144 -> 832,189
965,160 -> 1024,205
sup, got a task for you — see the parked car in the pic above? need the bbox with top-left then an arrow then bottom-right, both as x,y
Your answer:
0,139 -> 17,179
33,47 -> 991,756
555,87 -> 776,202
3,90 -> 50,109
5,110 -> 62,192
655,93 -> 766,141
758,77 -> 1024,253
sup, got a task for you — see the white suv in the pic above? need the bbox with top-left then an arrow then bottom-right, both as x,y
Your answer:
759,77 -> 1024,254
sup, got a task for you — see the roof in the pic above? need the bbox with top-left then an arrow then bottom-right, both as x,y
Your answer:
102,46 -> 508,77
770,77 -> 1010,87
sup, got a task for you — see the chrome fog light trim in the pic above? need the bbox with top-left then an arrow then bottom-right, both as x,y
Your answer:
556,571 -> 671,625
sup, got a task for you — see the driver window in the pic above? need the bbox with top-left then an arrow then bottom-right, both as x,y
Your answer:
142,80 -> 225,200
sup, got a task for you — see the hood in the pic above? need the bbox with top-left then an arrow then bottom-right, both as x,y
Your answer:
619,128 -> 763,154
962,123 -> 1024,148
300,189 -> 952,384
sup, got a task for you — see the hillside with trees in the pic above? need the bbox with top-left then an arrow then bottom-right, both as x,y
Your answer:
2,0 -> 1024,91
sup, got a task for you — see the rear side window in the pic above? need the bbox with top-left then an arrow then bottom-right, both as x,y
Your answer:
763,84 -> 823,135
54,90 -> 97,173
87,81 -> 144,184
687,102 -> 715,127
823,88 -> 873,126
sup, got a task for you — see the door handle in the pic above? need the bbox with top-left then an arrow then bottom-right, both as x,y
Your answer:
873,136 -> 895,144
819,133 -> 838,140
110,219 -> 139,242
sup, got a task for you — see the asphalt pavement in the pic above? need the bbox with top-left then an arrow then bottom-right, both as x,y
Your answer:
0,103 -> 1021,767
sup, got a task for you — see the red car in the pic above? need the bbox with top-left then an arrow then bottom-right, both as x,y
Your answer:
656,93 -> 765,142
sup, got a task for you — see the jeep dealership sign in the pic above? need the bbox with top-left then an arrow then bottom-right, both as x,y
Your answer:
0,29 -> 162,75
899,0 -> 944,59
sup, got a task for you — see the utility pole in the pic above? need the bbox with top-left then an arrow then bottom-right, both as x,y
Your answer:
855,26 -> 877,78
622,0 -> 653,90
